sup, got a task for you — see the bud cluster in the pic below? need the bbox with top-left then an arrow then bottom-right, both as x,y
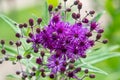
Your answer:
0,0 -> 108,80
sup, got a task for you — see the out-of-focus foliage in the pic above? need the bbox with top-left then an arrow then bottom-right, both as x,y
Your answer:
105,0 -> 120,45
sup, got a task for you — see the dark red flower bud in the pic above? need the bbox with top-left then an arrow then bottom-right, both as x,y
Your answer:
78,2 -> 82,10
89,10 -> 95,14
90,22 -> 97,31
89,74 -> 95,78
9,41 -> 14,45
66,8 -> 71,12
36,28 -> 41,33
15,41 -> 22,47
102,39 -> 108,44
0,40 -> 5,45
96,33 -> 101,41
49,73 -> 55,79
15,33 -> 21,38
36,57 -> 42,65
41,72 -> 46,77
48,4 -> 53,12
28,33 -> 33,38
58,5 -> 62,9
1,49 -> 6,54
26,54 -> 31,59
60,67 -> 66,72
81,54 -> 86,58
32,67 -> 36,71
75,67 -> 81,73
86,32 -> 92,37
70,59 -> 75,63
16,71 -> 21,75
29,18 -> 34,26
74,0 -> 79,5
37,18 -> 42,24
17,55 -> 22,60
19,24 -> 23,28
82,18 -> 89,23
68,72 -> 74,78
40,51 -> 45,57
40,68 -> 45,72
23,23 -> 27,28
26,38 -> 31,43
76,13 -> 80,18
34,48 -> 39,53
98,29 -> 104,33
72,13 -> 77,19
84,69 -> 89,74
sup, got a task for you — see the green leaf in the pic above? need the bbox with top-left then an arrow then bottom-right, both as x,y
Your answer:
0,14 -> 20,33
23,47 -> 32,56
0,45 -> 17,56
84,52 -> 120,64
92,11 -> 105,22
6,74 -> 21,80
84,46 -> 120,65
79,64 -> 108,75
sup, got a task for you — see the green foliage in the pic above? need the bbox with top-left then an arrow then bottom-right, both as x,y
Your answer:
104,0 -> 120,44
0,1 -> 120,80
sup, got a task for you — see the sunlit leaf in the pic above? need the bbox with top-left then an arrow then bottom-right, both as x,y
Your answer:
6,74 -> 21,80
92,11 -> 105,22
0,14 -> 20,33
0,45 -> 17,56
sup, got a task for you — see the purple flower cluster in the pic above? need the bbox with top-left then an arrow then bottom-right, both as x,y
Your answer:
30,14 -> 99,74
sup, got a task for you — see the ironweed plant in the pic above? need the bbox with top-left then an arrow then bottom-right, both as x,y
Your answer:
0,0 -> 120,80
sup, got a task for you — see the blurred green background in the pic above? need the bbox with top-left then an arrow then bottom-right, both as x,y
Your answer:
0,0 -> 120,80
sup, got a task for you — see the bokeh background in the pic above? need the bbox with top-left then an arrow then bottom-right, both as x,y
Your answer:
0,0 -> 120,80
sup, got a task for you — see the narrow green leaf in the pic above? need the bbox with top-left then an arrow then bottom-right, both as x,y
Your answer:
0,45 -> 17,56
79,64 -> 108,75
23,47 -> 32,56
92,11 -> 105,22
6,74 -> 20,79
84,52 -> 120,64
0,14 -> 20,33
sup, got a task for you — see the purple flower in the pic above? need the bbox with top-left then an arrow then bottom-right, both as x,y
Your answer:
47,54 -> 65,73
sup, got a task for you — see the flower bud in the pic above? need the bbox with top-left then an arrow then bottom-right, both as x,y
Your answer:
89,74 -> 95,78
36,28 -> 41,33
19,24 -> 23,28
29,18 -> 34,26
74,0 -> 79,5
77,2 -> 82,10
0,40 -> 5,45
102,39 -> 108,44
17,55 -> 22,60
66,8 -> 71,12
37,18 -> 42,24
36,57 -> 42,65
48,4 -> 53,12
1,49 -> 6,55
9,41 -> 14,45
15,33 -> 21,38
89,10 -> 95,14
84,69 -> 89,74
49,73 -> 55,79
23,23 -> 27,28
